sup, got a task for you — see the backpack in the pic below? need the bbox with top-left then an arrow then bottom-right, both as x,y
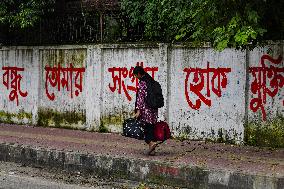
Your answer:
154,121 -> 171,141
142,74 -> 164,109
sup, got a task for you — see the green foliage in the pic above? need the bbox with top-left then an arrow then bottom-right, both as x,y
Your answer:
135,183 -> 149,189
99,123 -> 109,133
244,116 -> 284,148
0,0 -> 54,28
0,110 -> 32,125
121,0 -> 283,50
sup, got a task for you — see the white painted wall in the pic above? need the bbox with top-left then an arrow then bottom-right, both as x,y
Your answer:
248,45 -> 284,122
100,45 -> 167,132
38,47 -> 87,129
0,43 -> 283,142
168,48 -> 246,142
85,46 -> 102,131
0,48 -> 39,124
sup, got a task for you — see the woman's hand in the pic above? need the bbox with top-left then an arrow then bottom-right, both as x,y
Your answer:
134,110 -> 140,119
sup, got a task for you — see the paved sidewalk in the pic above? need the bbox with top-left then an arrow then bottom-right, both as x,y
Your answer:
0,124 -> 283,188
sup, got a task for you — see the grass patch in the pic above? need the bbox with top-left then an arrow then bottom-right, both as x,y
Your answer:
98,122 -> 109,133
0,110 -> 32,124
244,116 -> 284,148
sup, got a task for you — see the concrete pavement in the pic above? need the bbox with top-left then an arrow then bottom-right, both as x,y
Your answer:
0,124 -> 283,188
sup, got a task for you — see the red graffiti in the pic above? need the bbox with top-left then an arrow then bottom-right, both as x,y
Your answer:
249,54 -> 284,121
45,64 -> 85,101
184,62 -> 231,110
108,62 -> 158,101
154,166 -> 179,177
2,66 -> 28,106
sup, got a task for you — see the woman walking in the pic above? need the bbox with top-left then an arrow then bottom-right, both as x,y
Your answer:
133,66 -> 158,155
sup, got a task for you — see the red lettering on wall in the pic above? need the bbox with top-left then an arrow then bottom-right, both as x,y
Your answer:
108,62 -> 158,101
184,62 -> 231,110
2,66 -> 28,106
249,54 -> 284,121
154,165 -> 180,177
45,64 -> 85,101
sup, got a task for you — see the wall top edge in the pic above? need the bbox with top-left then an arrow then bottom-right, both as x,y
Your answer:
0,41 -> 283,50
0,45 -> 89,50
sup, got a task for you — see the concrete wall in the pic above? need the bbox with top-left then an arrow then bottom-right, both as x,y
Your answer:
100,44 -> 168,132
0,48 -> 38,125
169,48 -> 246,141
38,47 -> 87,129
0,43 -> 283,143
247,45 -> 284,122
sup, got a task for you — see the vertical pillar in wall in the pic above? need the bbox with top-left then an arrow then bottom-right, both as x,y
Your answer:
165,45 -> 172,123
32,49 -> 40,125
158,43 -> 168,121
244,48 -> 250,127
85,46 -> 102,131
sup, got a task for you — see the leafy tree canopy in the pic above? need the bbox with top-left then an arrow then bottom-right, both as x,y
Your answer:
121,0 -> 283,50
0,0 -> 54,28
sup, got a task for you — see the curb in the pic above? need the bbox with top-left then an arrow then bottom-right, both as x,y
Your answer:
0,142 -> 283,189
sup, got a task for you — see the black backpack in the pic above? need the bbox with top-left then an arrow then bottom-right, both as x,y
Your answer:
141,74 -> 164,109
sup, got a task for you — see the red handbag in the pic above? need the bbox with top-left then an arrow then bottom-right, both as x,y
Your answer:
154,121 -> 171,141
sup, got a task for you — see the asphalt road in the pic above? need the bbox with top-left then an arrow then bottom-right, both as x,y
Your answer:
0,161 -> 135,189
0,174 -> 94,189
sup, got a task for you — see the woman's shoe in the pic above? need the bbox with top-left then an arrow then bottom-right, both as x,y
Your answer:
147,143 -> 158,155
